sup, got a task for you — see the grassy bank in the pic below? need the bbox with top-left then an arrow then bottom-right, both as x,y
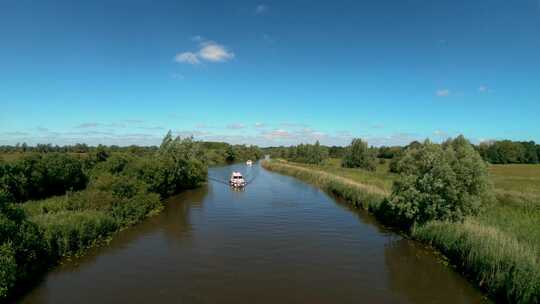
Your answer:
262,159 -> 540,303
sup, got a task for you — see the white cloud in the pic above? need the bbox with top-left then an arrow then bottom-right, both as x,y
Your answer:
198,42 -> 234,62
436,89 -> 450,97
255,4 -> 267,14
226,123 -> 246,129
195,123 -> 211,129
433,130 -> 448,137
174,40 -> 234,65
174,52 -> 200,64
254,122 -> 266,128
478,85 -> 488,93
263,129 -> 290,139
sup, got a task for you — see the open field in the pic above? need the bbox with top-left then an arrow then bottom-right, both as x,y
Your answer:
263,159 -> 540,303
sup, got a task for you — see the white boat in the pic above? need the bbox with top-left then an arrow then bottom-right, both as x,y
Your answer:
246,160 -> 253,166
229,171 -> 246,188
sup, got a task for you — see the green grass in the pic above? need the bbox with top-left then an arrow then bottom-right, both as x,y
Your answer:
263,159 -> 540,303
285,158 -> 396,192
262,160 -> 387,211
489,164 -> 540,197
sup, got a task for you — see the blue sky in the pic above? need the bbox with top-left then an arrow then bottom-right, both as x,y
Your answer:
1,0 -> 539,147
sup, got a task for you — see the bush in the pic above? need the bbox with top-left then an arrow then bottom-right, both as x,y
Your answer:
0,242 -> 16,299
342,138 -> 376,171
0,153 -> 87,202
111,193 -> 161,226
380,136 -> 492,229
33,211 -> 118,257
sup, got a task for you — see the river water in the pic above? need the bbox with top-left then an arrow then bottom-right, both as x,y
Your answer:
19,162 -> 486,303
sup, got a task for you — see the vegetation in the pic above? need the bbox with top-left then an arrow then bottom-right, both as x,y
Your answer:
379,136 -> 492,228
265,139 -> 540,167
0,153 -> 88,202
478,140 -> 540,164
263,135 -> 540,303
266,141 -> 328,165
0,132 -> 264,301
342,138 -> 377,171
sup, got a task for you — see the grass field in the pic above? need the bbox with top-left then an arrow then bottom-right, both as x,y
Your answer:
264,159 -> 540,303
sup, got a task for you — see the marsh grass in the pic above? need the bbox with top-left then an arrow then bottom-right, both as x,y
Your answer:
413,220 -> 540,303
262,160 -> 387,211
262,159 -> 540,304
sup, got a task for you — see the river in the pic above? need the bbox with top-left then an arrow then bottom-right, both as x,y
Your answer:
18,162 -> 486,303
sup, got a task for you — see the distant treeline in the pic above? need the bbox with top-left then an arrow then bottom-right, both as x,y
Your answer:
0,132 -> 262,300
0,139 -> 263,167
263,139 -> 540,165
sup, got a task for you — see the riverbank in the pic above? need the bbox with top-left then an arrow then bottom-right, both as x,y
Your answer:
261,159 -> 540,304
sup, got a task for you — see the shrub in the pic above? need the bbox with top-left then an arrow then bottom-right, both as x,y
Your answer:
33,211 -> 118,257
380,136 -> 492,229
0,153 -> 87,202
0,242 -> 16,299
342,138 -> 376,171
111,193 -> 161,226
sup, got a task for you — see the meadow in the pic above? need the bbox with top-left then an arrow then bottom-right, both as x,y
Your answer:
262,158 -> 540,303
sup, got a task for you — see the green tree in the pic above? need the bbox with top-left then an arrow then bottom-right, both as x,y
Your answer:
380,136 -> 491,229
342,138 -> 376,171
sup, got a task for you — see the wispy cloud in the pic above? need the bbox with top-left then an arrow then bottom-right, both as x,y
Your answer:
175,40 -> 234,65
226,123 -> 246,129
254,122 -> 266,128
2,131 -> 30,136
478,85 -> 488,93
263,129 -> 290,139
433,130 -> 448,137
255,4 -> 267,14
280,122 -> 310,128
76,122 -> 100,128
174,52 -> 200,64
436,89 -> 450,97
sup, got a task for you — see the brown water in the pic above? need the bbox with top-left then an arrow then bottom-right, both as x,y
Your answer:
18,163 -> 487,303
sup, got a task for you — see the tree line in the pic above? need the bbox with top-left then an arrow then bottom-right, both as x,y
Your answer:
264,139 -> 540,166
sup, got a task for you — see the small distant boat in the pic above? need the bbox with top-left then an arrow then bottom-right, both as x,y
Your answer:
246,160 -> 253,166
229,171 -> 246,188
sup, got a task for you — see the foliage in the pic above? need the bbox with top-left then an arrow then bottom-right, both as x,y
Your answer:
379,136 -> 492,228
342,138 -> 376,171
377,146 -> 402,159
279,141 -> 329,165
0,242 -> 16,299
478,140 -> 540,164
0,191 -> 48,299
0,153 -> 87,202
